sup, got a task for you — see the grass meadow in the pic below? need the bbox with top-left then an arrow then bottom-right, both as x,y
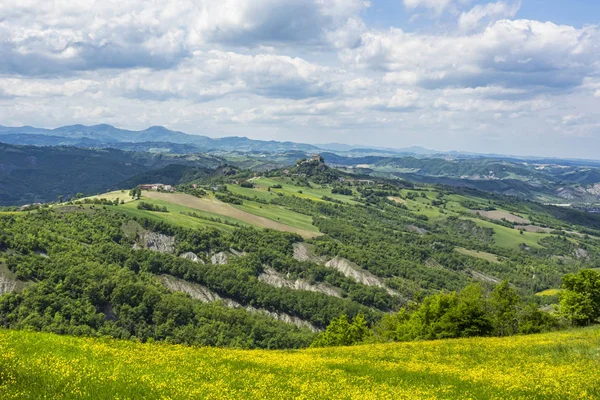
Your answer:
0,327 -> 598,399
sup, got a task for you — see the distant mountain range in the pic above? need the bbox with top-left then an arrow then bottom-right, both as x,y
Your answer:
0,124 -> 319,153
3,124 -> 600,164
0,124 -> 478,157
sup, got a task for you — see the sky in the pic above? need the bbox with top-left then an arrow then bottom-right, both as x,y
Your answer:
1,0 -> 599,158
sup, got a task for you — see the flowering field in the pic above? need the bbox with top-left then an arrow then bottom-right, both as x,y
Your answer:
0,327 -> 599,399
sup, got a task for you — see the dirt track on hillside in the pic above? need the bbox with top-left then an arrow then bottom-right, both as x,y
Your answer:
142,191 -> 319,238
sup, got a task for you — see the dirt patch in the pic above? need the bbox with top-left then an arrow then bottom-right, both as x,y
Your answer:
142,191 -> 319,239
388,196 -> 407,204
471,210 -> 529,224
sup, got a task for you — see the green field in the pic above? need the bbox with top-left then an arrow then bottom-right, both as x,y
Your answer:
232,177 -> 359,204
110,198 -> 245,231
0,327 -> 598,399
455,247 -> 501,263
232,201 -> 319,233
468,218 -> 547,249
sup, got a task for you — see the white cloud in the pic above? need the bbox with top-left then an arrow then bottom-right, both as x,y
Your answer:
106,51 -> 354,101
344,19 -> 600,91
0,0 -> 369,76
459,1 -> 521,32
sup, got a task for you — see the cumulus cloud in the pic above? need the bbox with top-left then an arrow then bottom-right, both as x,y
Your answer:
0,0 -> 369,76
107,51 -> 354,102
459,1 -> 521,32
344,19 -> 600,91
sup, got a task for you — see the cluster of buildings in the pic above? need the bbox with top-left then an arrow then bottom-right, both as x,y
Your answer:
138,183 -> 176,192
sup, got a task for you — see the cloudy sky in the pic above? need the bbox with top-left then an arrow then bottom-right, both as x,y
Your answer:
1,0 -> 599,158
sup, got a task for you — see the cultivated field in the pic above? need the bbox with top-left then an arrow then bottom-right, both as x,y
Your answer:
84,190 -> 136,204
0,327 -> 598,399
142,191 -> 320,238
471,209 -> 530,224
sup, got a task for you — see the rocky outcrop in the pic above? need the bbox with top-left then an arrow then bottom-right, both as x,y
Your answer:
292,243 -> 326,263
0,273 -> 17,296
210,251 -> 229,265
407,225 -> 428,235
180,252 -> 205,264
160,275 -> 237,307
325,257 -> 399,297
574,248 -> 589,259
138,231 -> 175,254
470,270 -> 501,284
293,243 -> 399,297
159,274 -> 320,332
258,267 -> 342,298
257,309 -> 319,332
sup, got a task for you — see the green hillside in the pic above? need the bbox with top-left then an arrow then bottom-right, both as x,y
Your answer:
0,327 -> 598,399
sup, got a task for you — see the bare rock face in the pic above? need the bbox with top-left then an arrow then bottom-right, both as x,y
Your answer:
470,270 -> 501,285
160,275 -> 237,307
210,251 -> 229,265
574,248 -> 589,259
254,308 -> 319,332
179,252 -> 205,264
0,273 -> 17,296
407,225 -> 428,235
159,274 -> 320,332
293,243 -> 399,298
325,257 -> 399,297
139,231 -> 175,254
292,243 -> 326,263
258,267 -> 342,298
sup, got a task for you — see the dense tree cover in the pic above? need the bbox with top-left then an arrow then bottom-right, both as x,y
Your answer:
559,269 -> 600,326
0,143 -> 221,206
0,210 -> 399,349
370,282 -> 557,343
310,314 -> 370,347
136,220 -> 397,314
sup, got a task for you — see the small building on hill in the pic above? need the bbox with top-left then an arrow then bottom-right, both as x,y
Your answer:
138,184 -> 176,192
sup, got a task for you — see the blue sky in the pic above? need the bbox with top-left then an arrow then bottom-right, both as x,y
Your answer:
363,0 -> 600,29
0,0 -> 599,158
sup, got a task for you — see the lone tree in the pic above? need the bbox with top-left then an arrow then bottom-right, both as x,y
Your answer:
559,269 -> 600,326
